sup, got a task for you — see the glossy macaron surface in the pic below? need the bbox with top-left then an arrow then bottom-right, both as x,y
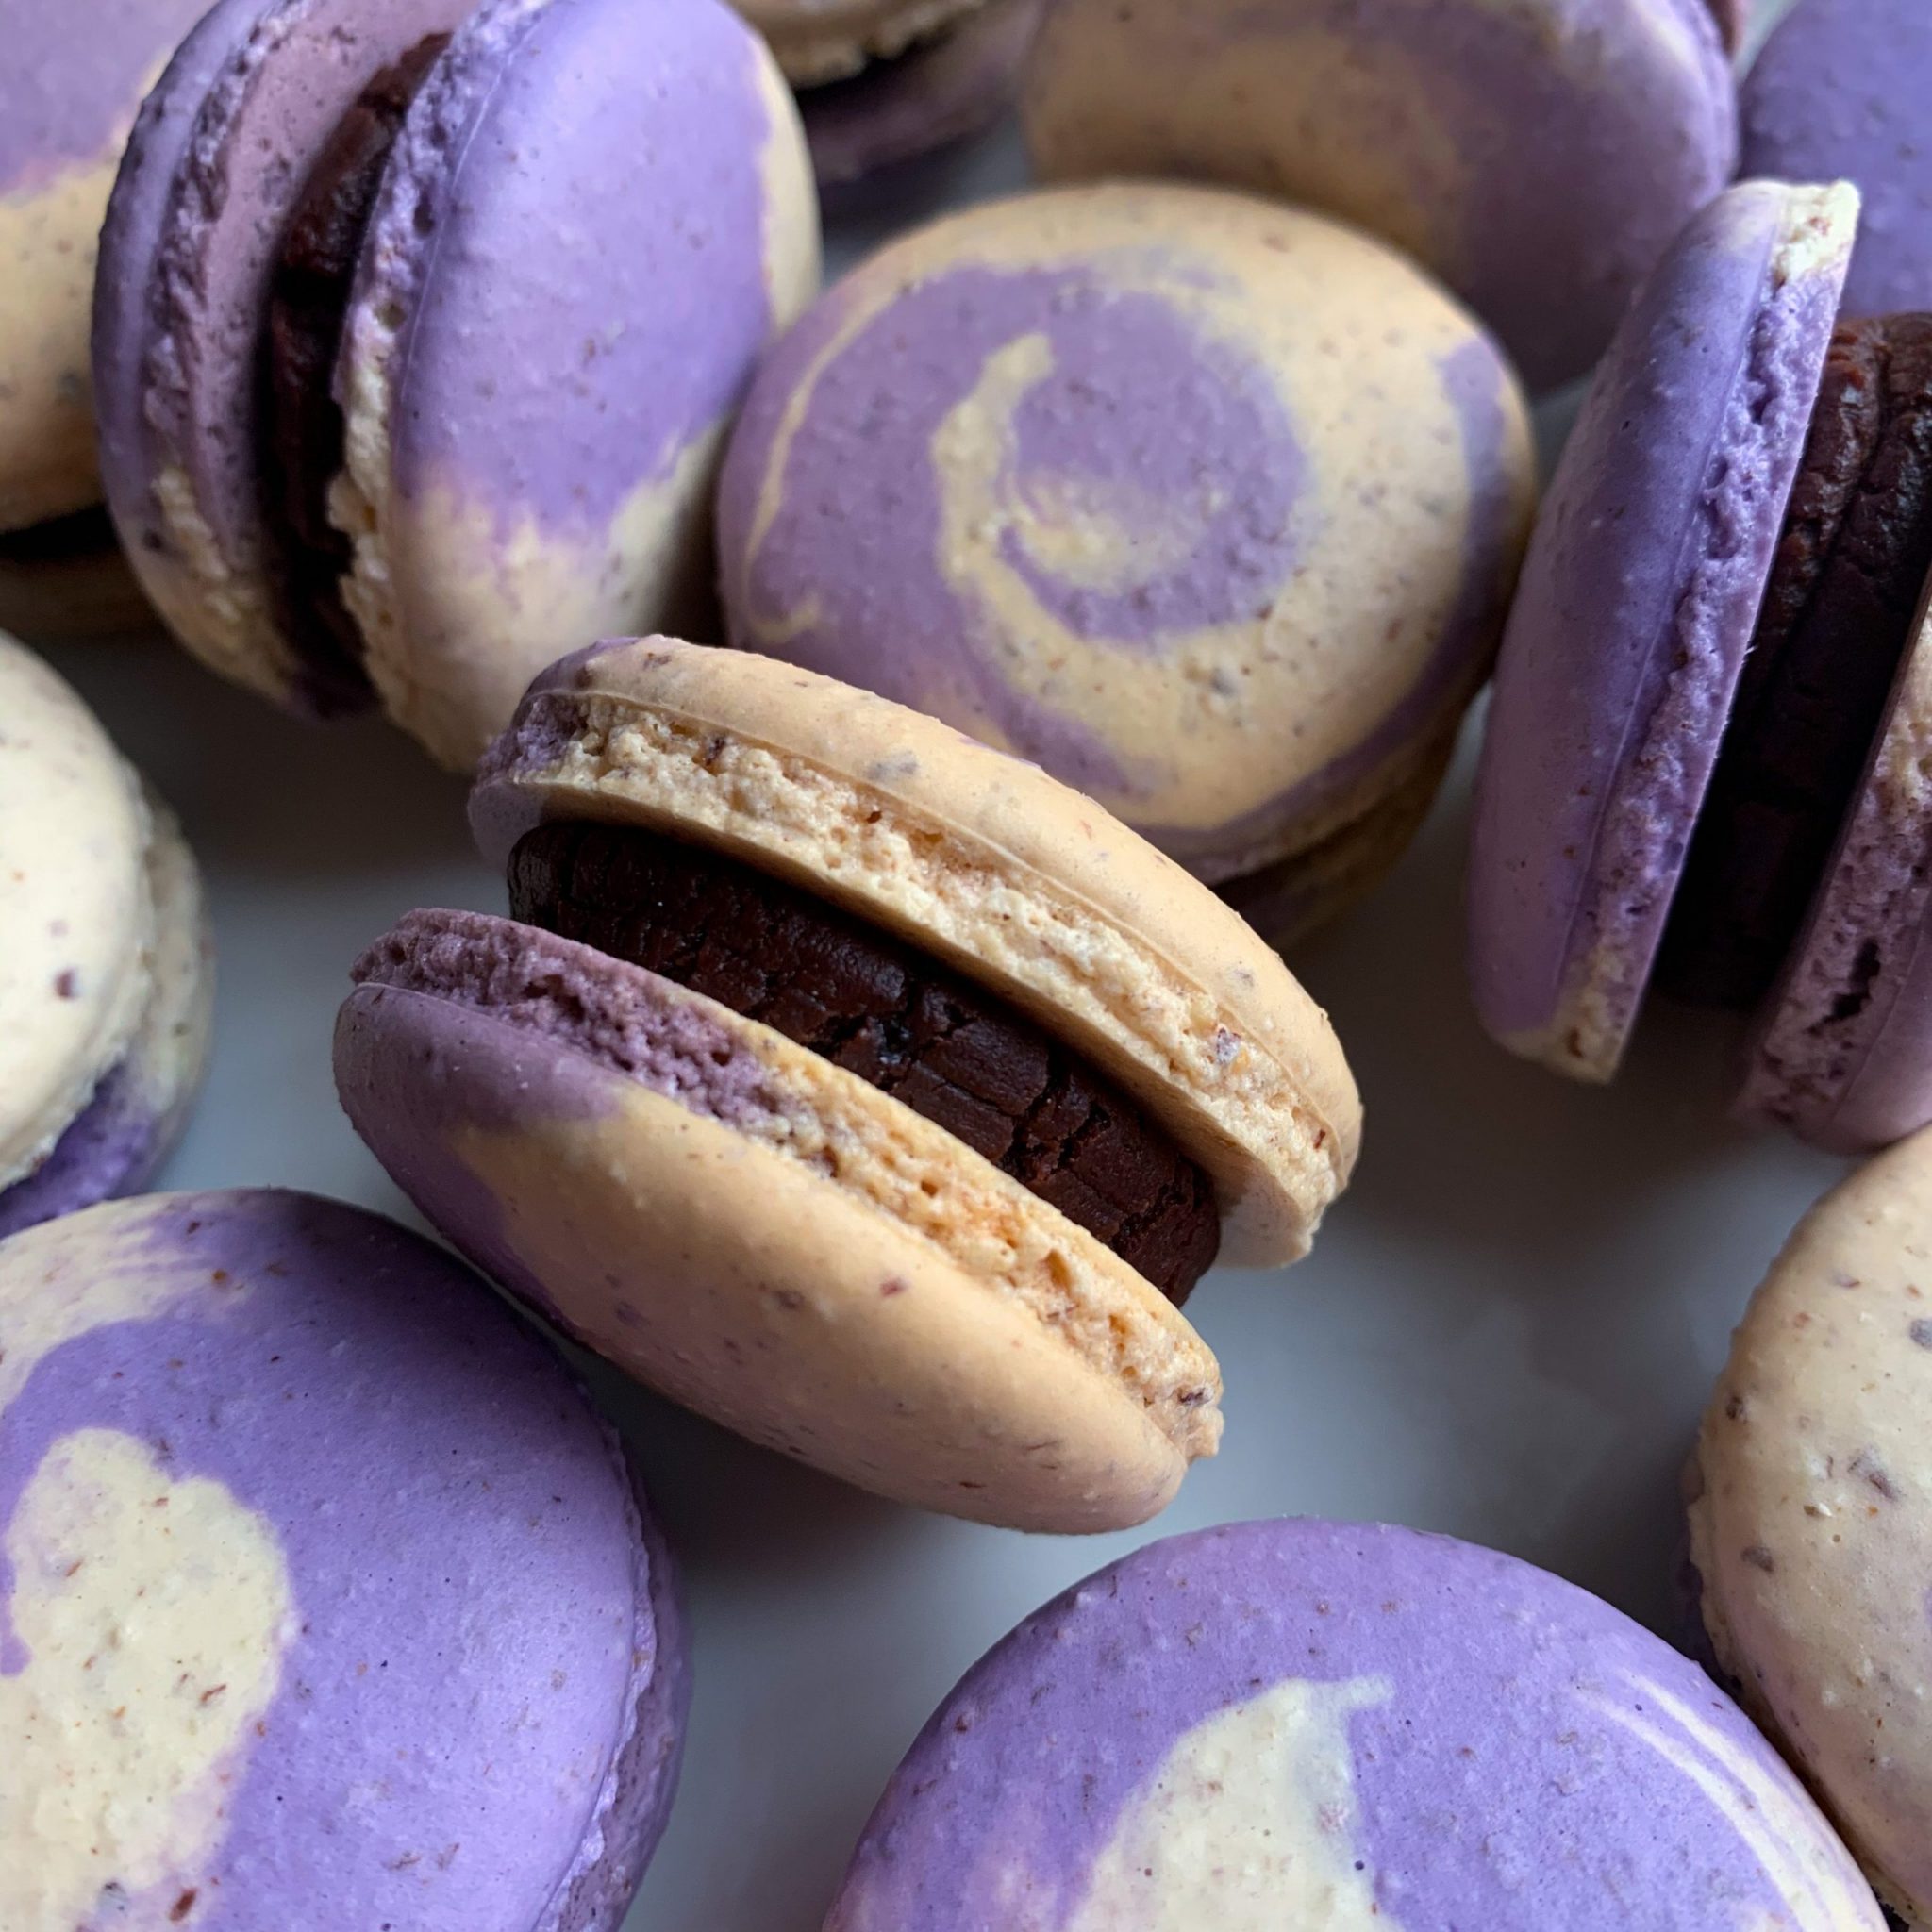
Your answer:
718,184 -> 1533,888
1021,0 -> 1738,391
0,1188 -> 687,1930
824,1519 -> 1881,1928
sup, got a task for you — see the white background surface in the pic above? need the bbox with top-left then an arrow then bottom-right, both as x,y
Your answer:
38,45 -> 1844,1929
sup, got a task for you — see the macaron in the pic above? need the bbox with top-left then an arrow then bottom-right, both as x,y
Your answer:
333,637 -> 1361,1531
0,1187 -> 687,1929
1020,0 -> 1740,392
1688,1126 -> 1932,1926
717,184 -> 1535,949
0,0 -> 211,538
1742,0 -> 1932,320
0,633 -> 211,1240
824,1518 -> 1883,1928
94,0 -> 820,770
1469,179 -> 1932,1150
0,508 -> 155,645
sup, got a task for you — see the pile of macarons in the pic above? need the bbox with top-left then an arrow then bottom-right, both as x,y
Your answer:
9,0 -> 1932,1920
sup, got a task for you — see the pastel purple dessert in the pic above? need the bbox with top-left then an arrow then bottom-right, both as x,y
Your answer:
1021,0 -> 1740,391
718,184 -> 1534,946
94,0 -> 819,767
0,1188 -> 688,1929
824,1519 -> 1882,1928
1743,0 -> 1932,320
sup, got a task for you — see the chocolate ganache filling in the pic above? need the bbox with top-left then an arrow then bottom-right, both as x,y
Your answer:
508,820 -> 1223,1305
257,33 -> 452,712
1662,313 -> 1932,1008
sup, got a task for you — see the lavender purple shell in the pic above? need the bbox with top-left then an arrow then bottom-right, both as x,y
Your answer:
0,1060 -> 169,1241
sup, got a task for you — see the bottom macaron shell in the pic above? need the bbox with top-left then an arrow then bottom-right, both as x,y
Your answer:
333,913 -> 1221,1531
825,1520 -> 1882,1930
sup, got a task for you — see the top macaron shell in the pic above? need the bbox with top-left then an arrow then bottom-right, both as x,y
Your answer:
717,184 -> 1535,884
1468,180 -> 1857,1081
824,1519 -> 1881,1929
1020,0 -> 1739,392
1743,0 -> 1932,319
0,0 -> 211,531
0,1188 -> 687,1931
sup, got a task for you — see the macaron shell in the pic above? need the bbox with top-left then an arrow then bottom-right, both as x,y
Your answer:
93,0 -> 479,713
738,0 -> 990,82
1468,180 -> 1856,1081
717,184 -> 1533,881
472,639 -> 1362,1269
0,636 -> 154,1190
824,1519 -> 1880,1929
1742,0 -> 1932,318
0,1188 -> 686,1930
334,0 -> 820,770
1021,0 -> 1738,392
0,524 -> 155,644
0,0 -> 212,531
335,920 -> 1217,1531
1690,1129 -> 1932,1922
1740,581 -> 1932,1152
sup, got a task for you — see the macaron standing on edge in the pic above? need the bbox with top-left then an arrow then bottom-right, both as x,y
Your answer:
0,1188 -> 688,1929
0,633 -> 211,1239
94,0 -> 821,768
718,183 -> 1536,949
1688,1128 -> 1932,1926
1021,0 -> 1739,391
333,638 -> 1361,1532
824,1520 -> 1884,1929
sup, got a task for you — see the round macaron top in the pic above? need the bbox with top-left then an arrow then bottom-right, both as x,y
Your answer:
718,183 -> 1534,883
472,638 -> 1362,1268
736,0 -> 988,81
1468,179 -> 1857,1082
1742,0 -> 1932,319
0,636 -> 154,1195
824,1518 -> 1880,1929
1690,1129 -> 1932,1924
0,1188 -> 687,1931
1020,0 -> 1739,393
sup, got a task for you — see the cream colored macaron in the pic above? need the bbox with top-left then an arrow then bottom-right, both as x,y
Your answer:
1689,1127 -> 1932,1924
335,639 -> 1360,1530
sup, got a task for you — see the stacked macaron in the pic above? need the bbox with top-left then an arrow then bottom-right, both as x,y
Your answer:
0,1188 -> 687,1928
333,638 -> 1360,1529
0,633 -> 210,1238
94,0 -> 821,768
716,182 -> 1536,947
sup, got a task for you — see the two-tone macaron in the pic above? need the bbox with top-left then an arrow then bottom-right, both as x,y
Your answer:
0,633 -> 211,1239
1021,0 -> 1740,391
824,1518 -> 1884,1928
1470,178 -> 1932,1152
94,0 -> 821,769
1688,1127 -> 1932,1927
333,638 -> 1360,1531
0,1187 -> 687,1929
717,183 -> 1536,950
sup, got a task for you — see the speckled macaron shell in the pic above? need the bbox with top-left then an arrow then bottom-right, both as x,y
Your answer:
0,0 -> 212,533
0,1188 -> 688,1930
1020,0 -> 1739,393
718,184 -> 1534,890
1689,1130 -> 1932,1924
1468,180 -> 1857,1083
1742,0 -> 1932,320
333,0 -> 820,770
471,639 -> 1362,1268
336,908 -> 1221,1531
824,1518 -> 1882,1930
739,0 -> 989,82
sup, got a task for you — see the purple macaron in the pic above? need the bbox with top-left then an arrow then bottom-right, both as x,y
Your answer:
94,0 -> 820,768
0,1188 -> 688,1928
824,1519 -> 1882,1927
1469,178 -> 1932,1151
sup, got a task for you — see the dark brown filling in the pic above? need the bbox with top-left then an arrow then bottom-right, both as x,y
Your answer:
0,506 -> 121,566
508,821 -> 1222,1305
257,34 -> 450,714
1660,313 -> 1932,1007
